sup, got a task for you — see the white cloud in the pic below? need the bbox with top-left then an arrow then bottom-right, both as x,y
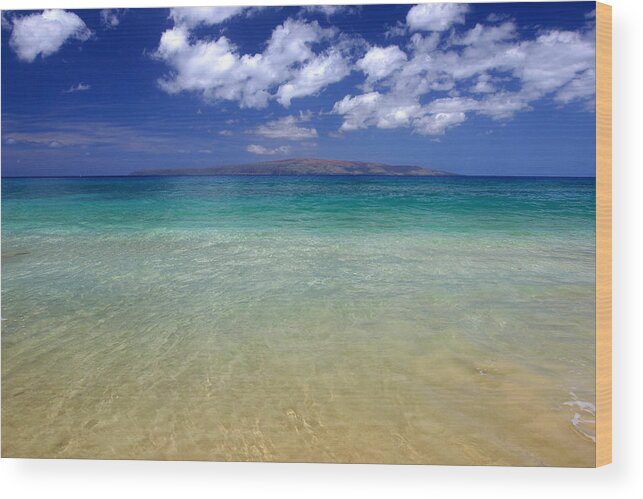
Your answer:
64,82 -> 90,93
515,30 -> 596,101
554,68 -> 596,107
169,7 -> 247,29
486,12 -> 511,23
357,45 -> 408,85
333,92 -> 425,131
9,9 -> 92,62
332,92 -> 382,131
414,112 -> 467,135
425,94 -> 530,121
406,3 -> 469,32
384,21 -> 407,39
332,91 -> 466,136
100,9 -> 125,29
153,4 -> 595,139
255,113 -> 318,140
155,18 -> 344,109
276,48 -> 351,106
301,6 -> 357,18
469,74 -> 495,94
247,144 -> 291,156
452,21 -> 517,47
334,18 -> 596,136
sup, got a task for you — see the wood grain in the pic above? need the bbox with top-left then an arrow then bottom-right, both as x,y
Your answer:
595,1 -> 612,467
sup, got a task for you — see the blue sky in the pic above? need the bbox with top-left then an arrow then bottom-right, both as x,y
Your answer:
1,3 -> 596,177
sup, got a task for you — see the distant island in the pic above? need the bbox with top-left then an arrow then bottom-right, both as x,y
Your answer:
130,158 -> 456,177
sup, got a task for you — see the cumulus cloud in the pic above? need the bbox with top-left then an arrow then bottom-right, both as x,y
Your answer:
247,144 -> 291,155
64,82 -> 90,93
9,9 -> 92,62
357,45 -> 408,85
276,48 -> 351,106
469,74 -> 496,94
155,17 -> 347,109
333,13 -> 596,135
332,92 -> 462,136
332,91 -> 482,136
332,92 -> 378,131
169,7 -> 247,29
555,68 -> 596,106
406,3 -> 469,32
414,112 -> 467,135
154,3 -> 596,138
255,113 -> 318,140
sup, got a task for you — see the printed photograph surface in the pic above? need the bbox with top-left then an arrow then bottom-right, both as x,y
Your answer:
1,3 -> 597,466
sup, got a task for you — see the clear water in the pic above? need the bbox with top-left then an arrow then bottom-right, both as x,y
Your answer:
1,176 -> 596,465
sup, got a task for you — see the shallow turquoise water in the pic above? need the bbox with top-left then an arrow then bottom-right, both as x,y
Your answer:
1,176 -> 596,465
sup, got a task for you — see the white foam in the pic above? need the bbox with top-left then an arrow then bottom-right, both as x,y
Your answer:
564,399 -> 596,415
564,392 -> 596,443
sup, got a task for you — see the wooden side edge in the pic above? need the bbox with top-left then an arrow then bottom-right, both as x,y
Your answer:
595,1 -> 612,468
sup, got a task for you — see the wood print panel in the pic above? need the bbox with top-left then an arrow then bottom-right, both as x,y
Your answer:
595,1 -> 612,467
1,2 -> 610,466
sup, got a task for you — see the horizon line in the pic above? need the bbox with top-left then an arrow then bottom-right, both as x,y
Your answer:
2,174 -> 597,180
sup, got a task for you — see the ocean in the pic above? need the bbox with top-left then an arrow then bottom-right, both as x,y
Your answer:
1,175 -> 596,465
